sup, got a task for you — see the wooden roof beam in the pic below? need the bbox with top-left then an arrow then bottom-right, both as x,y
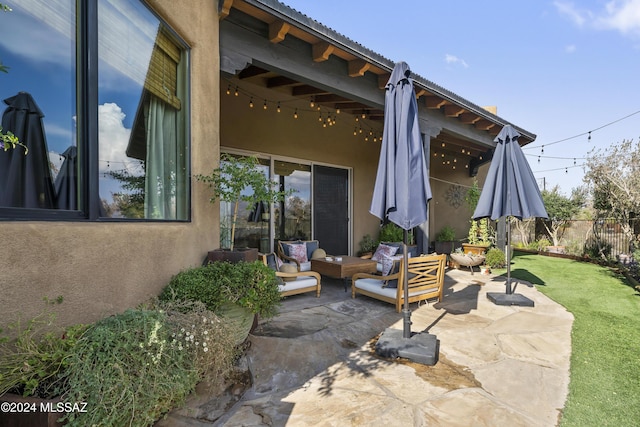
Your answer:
266,76 -> 298,88
238,65 -> 269,79
474,119 -> 495,131
219,0 -> 234,19
378,73 -> 390,89
269,20 -> 290,43
424,96 -> 447,109
312,41 -> 335,62
444,105 -> 465,117
459,113 -> 481,124
348,59 -> 371,77
291,85 -> 329,96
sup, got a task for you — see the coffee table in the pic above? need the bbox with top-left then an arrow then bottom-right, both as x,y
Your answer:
311,256 -> 378,291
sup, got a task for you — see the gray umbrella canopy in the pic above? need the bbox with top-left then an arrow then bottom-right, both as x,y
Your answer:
472,125 -> 547,305
0,92 -> 55,208
54,145 -> 78,210
473,125 -> 547,221
370,61 -> 432,338
370,62 -> 432,229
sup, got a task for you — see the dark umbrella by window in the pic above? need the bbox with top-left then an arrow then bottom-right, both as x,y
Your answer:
369,62 -> 436,364
473,125 -> 548,306
0,92 -> 55,209
54,145 -> 77,210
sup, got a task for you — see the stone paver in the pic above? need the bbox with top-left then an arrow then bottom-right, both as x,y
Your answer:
159,268 -> 573,426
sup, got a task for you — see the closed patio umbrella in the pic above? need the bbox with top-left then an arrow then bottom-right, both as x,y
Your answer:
473,125 -> 548,306
0,92 -> 55,209
370,62 -> 436,364
54,145 -> 77,210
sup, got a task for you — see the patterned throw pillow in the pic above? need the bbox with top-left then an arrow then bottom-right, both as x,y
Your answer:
288,243 -> 308,263
380,254 -> 395,276
371,243 -> 399,262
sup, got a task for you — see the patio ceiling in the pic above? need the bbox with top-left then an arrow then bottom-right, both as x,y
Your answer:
219,0 -> 536,175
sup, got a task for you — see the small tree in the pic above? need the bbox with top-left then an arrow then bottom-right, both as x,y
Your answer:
541,186 -> 585,246
465,179 -> 492,245
197,153 -> 293,250
583,139 -> 640,251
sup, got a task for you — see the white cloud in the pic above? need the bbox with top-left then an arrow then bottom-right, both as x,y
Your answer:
555,0 -> 640,38
553,1 -> 591,27
98,103 -> 135,174
444,54 -> 469,68
597,0 -> 640,36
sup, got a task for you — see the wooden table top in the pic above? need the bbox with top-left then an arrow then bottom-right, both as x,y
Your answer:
311,256 -> 377,279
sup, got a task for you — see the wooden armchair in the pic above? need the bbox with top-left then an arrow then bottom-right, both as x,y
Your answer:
351,254 -> 446,312
262,253 -> 321,298
276,239 -> 325,271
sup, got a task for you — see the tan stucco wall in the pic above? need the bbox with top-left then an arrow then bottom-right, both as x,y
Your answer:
0,0 -> 220,327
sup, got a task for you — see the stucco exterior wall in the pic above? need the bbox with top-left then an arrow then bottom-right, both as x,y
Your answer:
0,0 -> 220,327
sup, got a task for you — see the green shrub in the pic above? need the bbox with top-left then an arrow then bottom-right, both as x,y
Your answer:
0,315 -> 87,399
436,225 -> 456,242
379,222 -> 406,243
535,237 -> 552,251
63,308 -> 199,426
358,233 -> 378,255
485,247 -> 506,268
160,261 -> 281,319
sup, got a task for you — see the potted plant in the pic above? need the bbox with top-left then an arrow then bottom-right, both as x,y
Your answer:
159,260 -> 282,344
197,153 -> 293,263
357,233 -> 378,257
462,179 -> 492,255
435,225 -> 456,255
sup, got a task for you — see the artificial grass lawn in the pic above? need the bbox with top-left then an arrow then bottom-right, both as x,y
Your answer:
494,252 -> 640,427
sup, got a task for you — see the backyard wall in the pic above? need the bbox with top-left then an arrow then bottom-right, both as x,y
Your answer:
0,0 -> 221,328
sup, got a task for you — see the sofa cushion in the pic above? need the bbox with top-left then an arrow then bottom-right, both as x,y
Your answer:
371,243 -> 399,262
278,276 -> 318,292
305,240 -> 319,260
288,243 -> 308,263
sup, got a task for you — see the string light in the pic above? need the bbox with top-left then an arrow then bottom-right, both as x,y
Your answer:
293,108 -> 298,119
249,97 -> 254,108
277,102 -> 281,113
263,99 -> 267,110
226,85 -> 231,95
234,86 -> 239,96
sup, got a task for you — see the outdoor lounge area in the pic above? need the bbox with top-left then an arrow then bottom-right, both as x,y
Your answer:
158,267 -> 573,426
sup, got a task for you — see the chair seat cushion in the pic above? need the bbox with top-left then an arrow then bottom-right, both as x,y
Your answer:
354,278 -> 435,298
284,261 -> 311,272
279,276 -> 318,292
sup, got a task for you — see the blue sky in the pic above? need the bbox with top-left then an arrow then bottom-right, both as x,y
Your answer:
282,0 -> 640,195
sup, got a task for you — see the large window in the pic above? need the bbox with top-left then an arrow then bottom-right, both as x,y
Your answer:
0,0 -> 190,220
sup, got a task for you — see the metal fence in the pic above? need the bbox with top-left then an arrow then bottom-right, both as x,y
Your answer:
510,218 -> 640,258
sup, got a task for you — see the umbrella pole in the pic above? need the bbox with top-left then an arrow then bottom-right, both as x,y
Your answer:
506,218 -> 512,294
402,229 -> 411,338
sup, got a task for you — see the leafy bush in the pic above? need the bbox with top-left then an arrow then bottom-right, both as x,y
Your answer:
436,225 -> 456,242
160,261 -> 281,319
63,308 -> 199,426
379,222 -> 406,243
485,247 -> 506,268
358,233 -> 378,255
535,237 -> 552,251
0,315 -> 87,399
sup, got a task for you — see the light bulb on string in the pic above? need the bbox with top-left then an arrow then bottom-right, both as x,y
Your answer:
310,97 -> 315,108
354,127 -> 358,136
249,97 -> 254,108
574,158 -> 576,165
234,86 -> 239,96
263,100 -> 267,110
538,156 -> 541,163
293,108 -> 298,119
565,167 -> 568,173
226,85 -> 231,95
277,102 -> 281,113
541,145 -> 544,154
588,131 -> 591,142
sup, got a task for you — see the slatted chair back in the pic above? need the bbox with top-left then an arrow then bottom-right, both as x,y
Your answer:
395,254 -> 447,312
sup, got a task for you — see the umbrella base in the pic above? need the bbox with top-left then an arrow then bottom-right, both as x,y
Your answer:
487,292 -> 534,307
375,328 -> 439,365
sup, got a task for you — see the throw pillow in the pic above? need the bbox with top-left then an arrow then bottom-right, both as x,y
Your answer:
380,254 -> 396,276
305,240 -> 319,260
383,258 -> 402,288
288,243 -> 308,263
279,263 -> 298,282
371,243 -> 399,262
311,248 -> 327,259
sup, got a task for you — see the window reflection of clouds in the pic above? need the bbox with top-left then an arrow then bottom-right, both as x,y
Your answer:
0,0 -> 73,66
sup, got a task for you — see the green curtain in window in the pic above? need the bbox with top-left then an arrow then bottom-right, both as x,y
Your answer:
143,50 -> 188,220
